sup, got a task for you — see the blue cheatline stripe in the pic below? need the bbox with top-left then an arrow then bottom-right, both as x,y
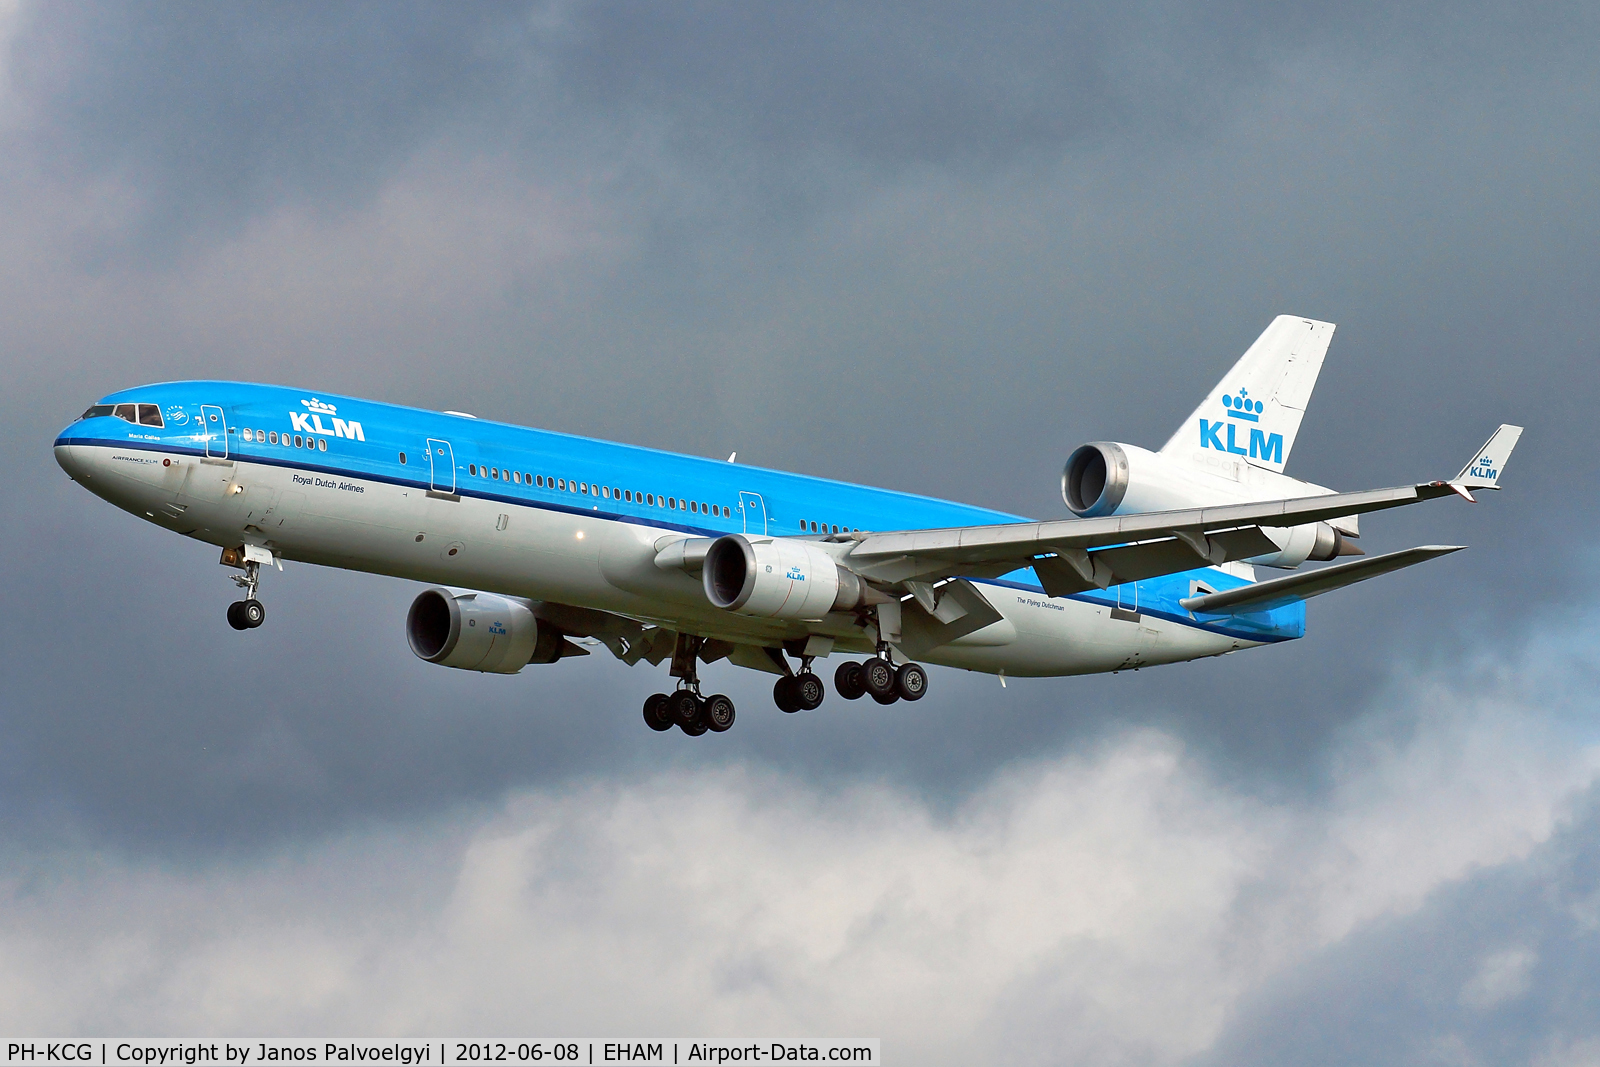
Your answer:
970,575 -> 1292,644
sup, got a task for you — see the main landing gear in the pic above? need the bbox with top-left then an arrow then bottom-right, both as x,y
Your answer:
222,548 -> 268,631
834,653 -> 927,705
643,634 -> 736,737
639,635 -> 931,734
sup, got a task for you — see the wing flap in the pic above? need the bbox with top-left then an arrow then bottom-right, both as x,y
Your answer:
1179,545 -> 1464,615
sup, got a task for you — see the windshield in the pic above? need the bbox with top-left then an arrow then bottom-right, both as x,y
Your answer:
81,402 -> 163,427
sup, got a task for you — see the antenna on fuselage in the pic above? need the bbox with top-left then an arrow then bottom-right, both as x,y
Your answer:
728,451 -> 737,462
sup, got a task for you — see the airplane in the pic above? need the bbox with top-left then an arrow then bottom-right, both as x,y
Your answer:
53,315 -> 1521,736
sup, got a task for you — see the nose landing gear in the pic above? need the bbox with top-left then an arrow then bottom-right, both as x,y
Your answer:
220,545 -> 275,630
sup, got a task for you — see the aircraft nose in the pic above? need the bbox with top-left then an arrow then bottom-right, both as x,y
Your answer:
55,441 -> 90,481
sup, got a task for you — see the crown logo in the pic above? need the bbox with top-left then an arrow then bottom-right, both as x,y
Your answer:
301,398 -> 338,415
1221,388 -> 1263,422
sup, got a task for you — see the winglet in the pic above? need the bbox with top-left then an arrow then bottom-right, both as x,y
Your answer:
1451,424 -> 1523,494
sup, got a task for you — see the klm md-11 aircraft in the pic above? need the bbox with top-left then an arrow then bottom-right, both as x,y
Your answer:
55,316 -> 1520,735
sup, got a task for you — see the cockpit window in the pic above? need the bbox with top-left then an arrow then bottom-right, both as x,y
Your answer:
79,405 -> 114,420
138,404 -> 163,427
112,404 -> 137,423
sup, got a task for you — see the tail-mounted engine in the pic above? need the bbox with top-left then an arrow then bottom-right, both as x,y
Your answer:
406,587 -> 567,674
1062,440 -> 1360,569
703,535 -> 873,619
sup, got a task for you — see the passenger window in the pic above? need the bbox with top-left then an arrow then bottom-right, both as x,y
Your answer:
689,500 -> 697,513
294,435 -> 304,447
318,439 -> 327,451
581,483 -> 589,494
399,452 -> 407,464
669,497 -> 676,509
492,468 -> 499,480
646,494 -> 654,506
113,404 -> 137,423
601,486 -> 609,498
137,404 -> 163,426
469,464 -> 478,476
536,475 -> 544,487
513,471 -> 520,484
558,479 -> 565,490
269,431 -> 278,444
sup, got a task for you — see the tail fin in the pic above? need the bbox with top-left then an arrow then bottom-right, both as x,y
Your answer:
1160,315 -> 1336,475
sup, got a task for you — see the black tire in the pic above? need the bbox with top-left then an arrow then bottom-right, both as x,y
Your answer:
862,658 -> 896,699
774,676 -> 800,713
643,693 -> 674,732
834,661 -> 866,700
241,598 -> 266,628
226,602 -> 249,630
871,689 -> 900,705
669,690 -> 702,728
704,694 -> 736,732
895,662 -> 928,701
795,673 -> 825,711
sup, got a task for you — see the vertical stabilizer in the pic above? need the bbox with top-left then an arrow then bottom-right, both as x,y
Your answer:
1160,315 -> 1335,474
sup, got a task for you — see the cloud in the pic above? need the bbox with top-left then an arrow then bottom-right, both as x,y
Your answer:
3,633 -> 1595,1061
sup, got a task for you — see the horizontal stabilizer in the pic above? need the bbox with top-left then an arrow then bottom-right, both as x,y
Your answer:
1452,424 -> 1523,492
1179,545 -> 1463,615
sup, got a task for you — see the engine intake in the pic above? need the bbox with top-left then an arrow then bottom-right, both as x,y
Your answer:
1062,442 -> 1130,517
703,535 -> 867,619
406,587 -> 565,673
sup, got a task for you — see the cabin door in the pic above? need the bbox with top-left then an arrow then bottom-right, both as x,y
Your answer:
427,439 -> 456,494
738,491 -> 767,536
199,405 -> 228,459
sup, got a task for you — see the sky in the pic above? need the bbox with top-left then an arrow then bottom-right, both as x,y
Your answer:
1,1 -> 1598,1060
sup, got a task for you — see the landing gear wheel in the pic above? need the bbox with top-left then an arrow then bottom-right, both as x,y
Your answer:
669,689 -> 703,731
834,661 -> 866,700
240,598 -> 265,628
774,676 -> 801,713
895,662 -> 928,701
795,673 -> 825,711
643,693 -> 674,732
871,689 -> 900,705
862,658 -> 896,700
226,602 -> 248,630
704,694 -> 736,732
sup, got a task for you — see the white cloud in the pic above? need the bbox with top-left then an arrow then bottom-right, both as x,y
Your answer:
2,639 -> 1596,1063
1460,946 -> 1537,1010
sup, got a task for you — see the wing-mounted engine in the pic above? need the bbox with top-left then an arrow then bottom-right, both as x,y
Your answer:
702,535 -> 877,619
406,587 -> 572,674
1062,441 -> 1360,569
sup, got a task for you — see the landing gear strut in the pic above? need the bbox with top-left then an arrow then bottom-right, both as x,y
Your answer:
642,633 -> 736,736
223,550 -> 268,631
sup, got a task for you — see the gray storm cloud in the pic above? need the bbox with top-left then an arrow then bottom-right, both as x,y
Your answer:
2,1 -> 1597,1059
3,628 -> 1597,1064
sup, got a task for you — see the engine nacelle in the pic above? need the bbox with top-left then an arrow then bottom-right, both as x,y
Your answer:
703,535 -> 867,619
406,587 -> 565,674
1062,441 -> 1359,569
